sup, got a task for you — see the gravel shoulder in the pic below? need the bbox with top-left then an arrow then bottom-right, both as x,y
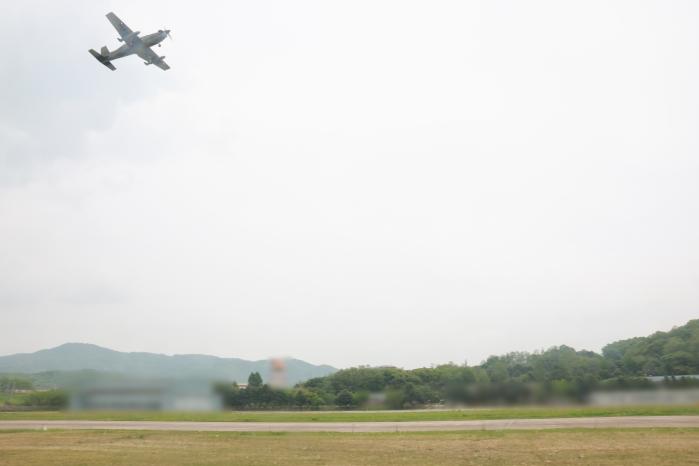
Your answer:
3,415 -> 699,432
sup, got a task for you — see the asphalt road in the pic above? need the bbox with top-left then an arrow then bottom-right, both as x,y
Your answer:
2,416 -> 699,432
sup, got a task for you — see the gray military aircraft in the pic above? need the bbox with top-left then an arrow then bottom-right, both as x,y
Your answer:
89,12 -> 172,71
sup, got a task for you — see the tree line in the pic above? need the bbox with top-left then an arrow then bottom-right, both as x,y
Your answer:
217,319 -> 699,409
0,376 -> 67,409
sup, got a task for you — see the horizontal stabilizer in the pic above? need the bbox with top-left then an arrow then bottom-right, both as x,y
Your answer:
89,49 -> 116,71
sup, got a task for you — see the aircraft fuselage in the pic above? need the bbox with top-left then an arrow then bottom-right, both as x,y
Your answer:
108,31 -> 169,60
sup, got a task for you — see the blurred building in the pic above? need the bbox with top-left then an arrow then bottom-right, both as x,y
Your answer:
589,388 -> 699,406
589,375 -> 699,406
645,375 -> 699,383
69,379 -> 222,411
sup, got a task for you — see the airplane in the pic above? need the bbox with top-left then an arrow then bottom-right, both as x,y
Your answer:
89,12 -> 172,71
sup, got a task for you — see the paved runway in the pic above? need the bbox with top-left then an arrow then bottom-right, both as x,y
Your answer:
2,416 -> 699,432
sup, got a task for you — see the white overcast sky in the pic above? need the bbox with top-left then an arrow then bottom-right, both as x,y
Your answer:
1,0 -> 698,369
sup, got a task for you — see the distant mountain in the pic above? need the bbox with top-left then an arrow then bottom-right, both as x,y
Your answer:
0,343 -> 336,386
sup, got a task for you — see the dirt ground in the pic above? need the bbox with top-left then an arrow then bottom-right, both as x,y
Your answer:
1,429 -> 699,466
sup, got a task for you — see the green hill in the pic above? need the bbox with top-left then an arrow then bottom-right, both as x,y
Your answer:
0,343 -> 336,386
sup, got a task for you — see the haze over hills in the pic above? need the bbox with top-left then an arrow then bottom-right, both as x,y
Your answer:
0,343 -> 336,386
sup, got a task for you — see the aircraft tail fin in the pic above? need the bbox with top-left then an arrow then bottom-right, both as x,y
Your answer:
89,49 -> 116,71
100,46 -> 110,57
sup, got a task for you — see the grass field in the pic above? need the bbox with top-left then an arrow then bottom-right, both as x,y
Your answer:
1,428 -> 698,465
1,404 -> 699,422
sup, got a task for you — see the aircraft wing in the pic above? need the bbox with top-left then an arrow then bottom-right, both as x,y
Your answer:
137,46 -> 171,71
154,60 -> 171,71
106,12 -> 134,40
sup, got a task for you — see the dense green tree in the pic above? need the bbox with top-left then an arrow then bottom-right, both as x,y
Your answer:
22,389 -> 67,408
0,376 -> 33,392
335,389 -> 356,408
247,372 -> 263,388
603,320 -> 699,376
